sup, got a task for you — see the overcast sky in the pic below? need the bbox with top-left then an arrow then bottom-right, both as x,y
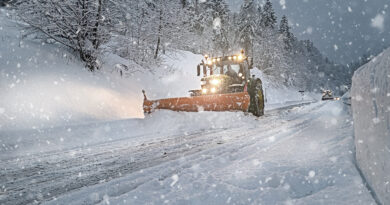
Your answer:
228,0 -> 389,64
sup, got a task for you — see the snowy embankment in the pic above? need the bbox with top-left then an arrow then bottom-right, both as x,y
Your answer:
0,10 -> 141,130
0,9 -> 202,131
0,8 -> 315,132
351,47 -> 390,204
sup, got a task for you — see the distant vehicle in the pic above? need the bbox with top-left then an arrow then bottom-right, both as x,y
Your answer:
322,90 -> 340,101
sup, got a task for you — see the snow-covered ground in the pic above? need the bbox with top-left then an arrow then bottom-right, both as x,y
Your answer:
0,9 -> 375,205
1,101 -> 375,204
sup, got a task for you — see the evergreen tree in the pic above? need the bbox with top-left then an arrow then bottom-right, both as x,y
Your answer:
237,0 -> 257,56
255,4 -> 263,36
207,0 -> 229,24
206,0 -> 230,55
279,15 -> 293,50
260,0 -> 277,29
180,0 -> 187,8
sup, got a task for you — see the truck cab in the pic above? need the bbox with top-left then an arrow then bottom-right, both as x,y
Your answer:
190,53 -> 252,96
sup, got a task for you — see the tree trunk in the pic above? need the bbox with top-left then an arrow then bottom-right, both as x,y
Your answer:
154,36 -> 161,59
154,9 -> 163,59
92,0 -> 102,50
194,0 -> 198,14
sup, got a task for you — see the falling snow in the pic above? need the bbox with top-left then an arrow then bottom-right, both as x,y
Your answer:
0,1 -> 388,204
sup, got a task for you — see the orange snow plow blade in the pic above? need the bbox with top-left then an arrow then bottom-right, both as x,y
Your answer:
143,90 -> 250,113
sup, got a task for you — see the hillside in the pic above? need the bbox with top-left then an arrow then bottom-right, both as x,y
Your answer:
0,9 -> 317,131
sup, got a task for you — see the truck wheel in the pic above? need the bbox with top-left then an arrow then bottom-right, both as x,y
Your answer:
253,78 -> 264,117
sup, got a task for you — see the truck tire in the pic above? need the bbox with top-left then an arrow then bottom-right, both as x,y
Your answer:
249,78 -> 264,117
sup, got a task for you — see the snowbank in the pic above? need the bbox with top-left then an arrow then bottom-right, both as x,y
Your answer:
351,47 -> 390,204
0,9 -> 203,131
0,9 -> 145,130
251,68 -> 319,107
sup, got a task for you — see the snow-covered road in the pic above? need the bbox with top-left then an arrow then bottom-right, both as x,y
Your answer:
0,101 -> 375,205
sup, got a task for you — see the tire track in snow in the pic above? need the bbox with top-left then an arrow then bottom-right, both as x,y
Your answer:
0,102 -> 324,205
51,102 -> 326,204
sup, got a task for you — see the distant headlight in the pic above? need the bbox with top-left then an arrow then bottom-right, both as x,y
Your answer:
238,73 -> 243,77
211,79 -> 220,85
202,88 -> 208,94
211,87 -> 216,93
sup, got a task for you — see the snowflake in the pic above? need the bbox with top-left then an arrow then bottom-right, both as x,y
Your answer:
170,174 -> 179,187
371,14 -> 385,32
308,170 -> 316,178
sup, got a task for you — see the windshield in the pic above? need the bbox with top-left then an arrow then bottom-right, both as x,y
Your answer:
211,64 -> 242,75
230,64 -> 240,74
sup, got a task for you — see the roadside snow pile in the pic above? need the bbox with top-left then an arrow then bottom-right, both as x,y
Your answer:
0,10 -> 202,131
0,9 -> 144,130
351,47 -> 390,204
251,68 -> 319,107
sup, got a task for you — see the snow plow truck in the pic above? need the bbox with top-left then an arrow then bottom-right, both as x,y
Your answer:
143,50 -> 264,116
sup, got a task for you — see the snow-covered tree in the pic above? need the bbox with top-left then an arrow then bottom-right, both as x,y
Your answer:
16,0 -> 113,71
208,0 -> 230,55
255,5 -> 263,37
279,15 -> 294,50
110,0 -> 193,68
189,0 -> 230,55
237,0 -> 257,56
260,0 -> 277,30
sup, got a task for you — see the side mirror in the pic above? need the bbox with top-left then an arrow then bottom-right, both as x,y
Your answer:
197,65 -> 200,76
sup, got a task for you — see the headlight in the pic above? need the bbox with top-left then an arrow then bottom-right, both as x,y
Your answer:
211,79 -> 220,85
238,73 -> 243,77
211,87 -> 216,93
202,88 -> 208,94
238,54 -> 243,60
207,60 -> 212,65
